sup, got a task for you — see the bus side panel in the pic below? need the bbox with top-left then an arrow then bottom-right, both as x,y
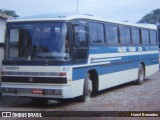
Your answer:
71,45 -> 159,97
147,46 -> 159,76
98,68 -> 138,91
70,79 -> 84,98
145,64 -> 159,77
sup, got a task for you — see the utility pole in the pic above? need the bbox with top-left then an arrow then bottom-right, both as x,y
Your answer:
77,0 -> 79,14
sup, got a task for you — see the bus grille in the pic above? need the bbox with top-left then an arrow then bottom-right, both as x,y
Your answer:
2,76 -> 67,84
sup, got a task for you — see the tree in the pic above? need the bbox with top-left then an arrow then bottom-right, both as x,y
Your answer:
138,9 -> 160,24
0,9 -> 19,17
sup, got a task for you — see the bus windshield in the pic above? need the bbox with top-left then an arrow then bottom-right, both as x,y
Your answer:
7,22 -> 69,61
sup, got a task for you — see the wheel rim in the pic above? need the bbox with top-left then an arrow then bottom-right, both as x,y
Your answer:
88,78 -> 92,94
139,67 -> 144,81
84,74 -> 92,99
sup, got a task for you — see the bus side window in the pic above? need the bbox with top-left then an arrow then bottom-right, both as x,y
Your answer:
74,25 -> 88,48
73,24 -> 88,60
150,30 -> 157,45
141,29 -> 149,45
131,27 -> 140,45
119,26 -> 131,45
105,24 -> 118,45
89,22 -> 105,44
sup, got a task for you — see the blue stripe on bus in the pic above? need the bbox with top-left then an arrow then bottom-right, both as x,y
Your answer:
72,58 -> 158,81
89,54 -> 158,64
89,46 -> 158,54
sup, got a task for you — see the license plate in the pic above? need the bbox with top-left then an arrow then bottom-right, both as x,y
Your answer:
32,89 -> 44,94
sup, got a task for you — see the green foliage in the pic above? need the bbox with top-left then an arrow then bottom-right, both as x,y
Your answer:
138,9 -> 160,24
0,9 -> 19,17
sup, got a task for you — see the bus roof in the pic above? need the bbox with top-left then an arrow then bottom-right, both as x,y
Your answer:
7,14 -> 157,30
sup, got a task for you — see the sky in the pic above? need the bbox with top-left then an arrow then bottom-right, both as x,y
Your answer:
0,0 -> 160,23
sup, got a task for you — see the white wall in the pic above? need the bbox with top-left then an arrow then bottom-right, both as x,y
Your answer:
0,18 -> 6,43
0,46 -> 4,75
0,18 -> 6,76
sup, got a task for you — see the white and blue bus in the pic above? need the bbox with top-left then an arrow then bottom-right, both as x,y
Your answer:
1,14 -> 159,102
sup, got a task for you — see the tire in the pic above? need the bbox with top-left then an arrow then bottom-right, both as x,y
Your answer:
136,64 -> 145,85
80,73 -> 93,102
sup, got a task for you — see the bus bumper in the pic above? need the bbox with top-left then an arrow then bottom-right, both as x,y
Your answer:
1,83 -> 72,99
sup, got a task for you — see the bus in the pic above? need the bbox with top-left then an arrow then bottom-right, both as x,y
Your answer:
1,14 -> 159,102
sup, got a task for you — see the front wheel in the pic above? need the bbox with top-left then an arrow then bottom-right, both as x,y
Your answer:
80,73 -> 93,102
135,64 -> 144,85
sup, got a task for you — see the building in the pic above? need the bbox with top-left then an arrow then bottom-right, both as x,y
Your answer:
0,13 -> 13,74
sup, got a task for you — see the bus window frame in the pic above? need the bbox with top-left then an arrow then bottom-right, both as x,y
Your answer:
118,25 -> 132,46
130,27 -> 141,46
141,28 -> 150,45
88,21 -> 106,46
149,30 -> 157,45
71,21 -> 89,61
105,23 -> 119,46
73,24 -> 88,48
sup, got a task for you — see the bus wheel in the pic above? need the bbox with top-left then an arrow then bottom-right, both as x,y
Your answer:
136,64 -> 144,85
80,73 -> 93,102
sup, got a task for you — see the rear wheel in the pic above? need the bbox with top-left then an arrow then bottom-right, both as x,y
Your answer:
80,73 -> 93,102
136,64 -> 144,85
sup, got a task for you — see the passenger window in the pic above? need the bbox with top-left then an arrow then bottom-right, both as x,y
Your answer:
89,22 -> 105,44
105,24 -> 118,45
141,29 -> 149,45
150,30 -> 157,45
131,28 -> 140,45
119,26 -> 131,45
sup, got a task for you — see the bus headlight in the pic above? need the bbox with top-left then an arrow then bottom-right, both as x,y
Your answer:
2,88 -> 16,93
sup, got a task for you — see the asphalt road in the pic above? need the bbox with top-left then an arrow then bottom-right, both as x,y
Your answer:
0,70 -> 160,120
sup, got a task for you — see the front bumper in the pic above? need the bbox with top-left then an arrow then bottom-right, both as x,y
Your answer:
1,83 -> 72,99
